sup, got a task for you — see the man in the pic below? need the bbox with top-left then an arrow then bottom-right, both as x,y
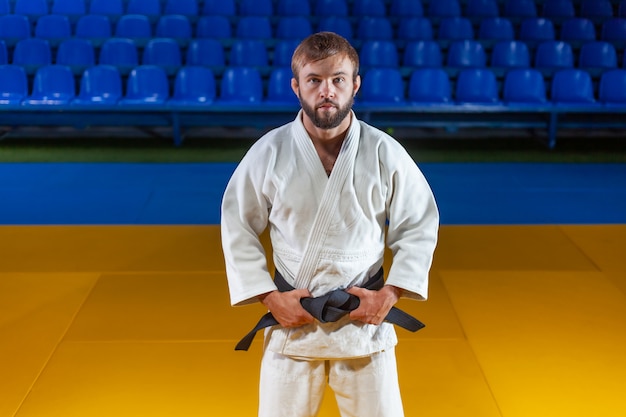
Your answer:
221,32 -> 439,417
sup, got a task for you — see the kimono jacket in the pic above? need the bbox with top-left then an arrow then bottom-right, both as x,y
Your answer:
221,110 -> 439,359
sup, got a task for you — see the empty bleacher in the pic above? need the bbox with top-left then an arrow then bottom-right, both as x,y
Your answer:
0,0 -> 625,147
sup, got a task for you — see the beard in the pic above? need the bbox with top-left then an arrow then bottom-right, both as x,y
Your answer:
299,93 -> 354,130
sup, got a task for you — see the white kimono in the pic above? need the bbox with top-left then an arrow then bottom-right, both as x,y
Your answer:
221,110 -> 439,359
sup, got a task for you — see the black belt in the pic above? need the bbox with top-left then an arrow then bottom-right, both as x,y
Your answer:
235,268 -> 425,351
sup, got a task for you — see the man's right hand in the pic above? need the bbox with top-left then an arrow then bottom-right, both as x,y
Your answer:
258,289 -> 315,328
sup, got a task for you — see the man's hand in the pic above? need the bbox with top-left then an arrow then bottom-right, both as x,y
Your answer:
346,285 -> 402,325
258,289 -> 315,328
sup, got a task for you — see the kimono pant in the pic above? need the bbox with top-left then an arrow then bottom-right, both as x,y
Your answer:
258,348 -> 404,417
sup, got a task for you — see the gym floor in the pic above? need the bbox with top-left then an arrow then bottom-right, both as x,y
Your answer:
1,162 -> 625,417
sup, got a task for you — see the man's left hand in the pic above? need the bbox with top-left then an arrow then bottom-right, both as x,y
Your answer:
346,285 -> 402,325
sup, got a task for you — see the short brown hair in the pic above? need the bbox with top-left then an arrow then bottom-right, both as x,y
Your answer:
291,32 -> 360,82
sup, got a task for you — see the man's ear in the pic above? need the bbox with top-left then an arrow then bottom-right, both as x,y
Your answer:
353,74 -> 361,97
291,77 -> 299,96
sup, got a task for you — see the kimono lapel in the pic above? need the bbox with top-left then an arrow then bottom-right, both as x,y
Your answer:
291,111 -> 361,289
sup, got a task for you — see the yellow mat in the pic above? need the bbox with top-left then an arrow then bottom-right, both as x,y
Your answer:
1,225 -> 626,417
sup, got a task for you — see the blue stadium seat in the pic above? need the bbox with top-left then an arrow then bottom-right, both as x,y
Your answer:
317,17 -> 353,42
315,0 -> 348,17
478,17 -> 514,40
14,0 -> 48,20
601,18 -> 626,43
397,17 -> 433,41
0,0 -> 9,15
466,0 -> 499,18
534,41 -> 574,68
520,18 -> 556,43
580,0 -> 613,19
276,17 -> 313,40
579,41 -> 617,69
428,0 -> 461,17
352,0 -> 387,17
195,16 -> 232,39
56,38 -> 95,75
438,17 -> 474,40
561,18 -> 596,42
12,38 -> 52,74
186,39 -> 225,70
0,65 -> 28,105
89,0 -> 123,22
169,66 -> 216,106
359,68 -> 405,104
403,40 -> 443,67
219,67 -> 263,104
456,68 -> 500,103
502,68 -> 547,104
164,0 -> 198,19
99,38 -> 139,75
126,0 -> 161,23
408,68 -> 452,103
447,40 -> 487,67
51,0 -> 86,23
519,17 -> 556,45
503,0 -> 537,18
0,14 -> 31,47
276,0 -> 311,16
155,15 -> 192,46
491,40 -> 530,68
0,41 -> 6,64
114,14 -> 152,47
542,0 -> 575,20
390,0 -> 423,17
75,15 -> 112,47
229,40 -> 269,67
360,40 -> 399,69
357,17 -> 394,41
266,66 -> 299,105
201,0 -> 235,16
24,64 -> 75,105
620,1 -> 626,18
273,39 -> 299,67
239,0 -> 273,16
551,69 -> 596,104
73,65 -> 122,106
236,16 -> 272,40
34,14 -> 71,47
142,38 -> 182,75
598,69 -> 626,105
119,65 -> 170,105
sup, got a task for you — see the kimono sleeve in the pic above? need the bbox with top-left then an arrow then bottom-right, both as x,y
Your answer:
221,146 -> 278,306
384,146 -> 439,301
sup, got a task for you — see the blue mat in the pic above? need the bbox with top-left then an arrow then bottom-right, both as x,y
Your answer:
0,162 -> 624,225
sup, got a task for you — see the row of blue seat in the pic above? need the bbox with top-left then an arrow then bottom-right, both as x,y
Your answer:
0,37 -> 297,75
359,67 -> 626,105
0,14 -> 321,45
3,0 -> 626,22
356,39 -> 626,72
1,63 -> 625,107
0,64 -> 295,106
3,36 -> 625,78
3,13 -> 626,44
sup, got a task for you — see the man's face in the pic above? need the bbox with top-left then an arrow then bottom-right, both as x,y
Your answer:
292,54 -> 360,130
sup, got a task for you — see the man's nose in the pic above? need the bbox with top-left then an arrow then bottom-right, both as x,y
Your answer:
319,80 -> 335,97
